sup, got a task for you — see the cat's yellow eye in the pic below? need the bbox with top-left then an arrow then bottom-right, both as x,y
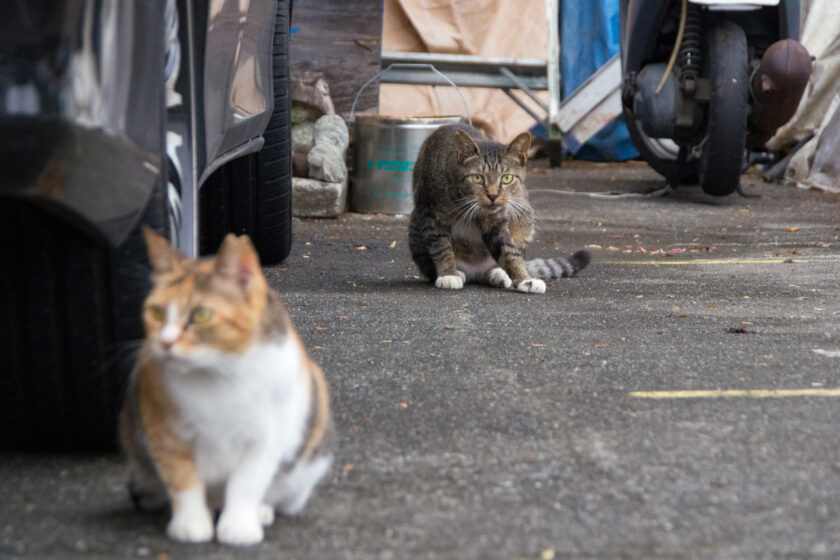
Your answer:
148,305 -> 165,321
191,306 -> 213,325
471,174 -> 483,183
501,174 -> 514,184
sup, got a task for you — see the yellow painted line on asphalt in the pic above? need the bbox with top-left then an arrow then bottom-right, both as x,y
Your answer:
598,258 -> 796,266
630,388 -> 840,399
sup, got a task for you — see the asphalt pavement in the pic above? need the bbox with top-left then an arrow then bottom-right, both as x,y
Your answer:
2,162 -> 839,559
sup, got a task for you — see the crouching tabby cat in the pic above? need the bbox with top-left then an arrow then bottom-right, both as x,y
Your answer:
120,228 -> 334,546
409,124 -> 590,294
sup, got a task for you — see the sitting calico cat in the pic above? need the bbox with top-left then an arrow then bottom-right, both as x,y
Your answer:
409,124 -> 590,294
120,228 -> 334,546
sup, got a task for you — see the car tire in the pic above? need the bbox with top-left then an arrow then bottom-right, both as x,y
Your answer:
0,183 -> 167,451
199,0 -> 292,265
698,20 -> 749,196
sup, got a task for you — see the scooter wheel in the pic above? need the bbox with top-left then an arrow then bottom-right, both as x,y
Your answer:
699,20 -> 749,197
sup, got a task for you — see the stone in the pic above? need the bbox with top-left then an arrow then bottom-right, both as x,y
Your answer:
313,114 -> 349,152
292,121 -> 315,153
292,177 -> 347,218
308,143 -> 347,183
290,71 -> 335,124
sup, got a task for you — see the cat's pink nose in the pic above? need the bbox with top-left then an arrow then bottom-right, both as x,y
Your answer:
159,324 -> 182,350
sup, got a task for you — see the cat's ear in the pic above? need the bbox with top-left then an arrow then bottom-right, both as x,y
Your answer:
454,130 -> 481,162
504,131 -> 532,166
214,234 -> 262,295
142,226 -> 182,278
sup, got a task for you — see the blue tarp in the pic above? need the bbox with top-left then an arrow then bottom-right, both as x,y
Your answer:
552,0 -> 638,161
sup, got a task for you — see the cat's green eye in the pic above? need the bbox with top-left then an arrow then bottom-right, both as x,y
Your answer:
191,306 -> 213,325
149,305 -> 165,321
501,174 -> 514,184
471,174 -> 483,183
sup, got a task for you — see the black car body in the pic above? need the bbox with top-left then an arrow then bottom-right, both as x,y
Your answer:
0,0 -> 293,449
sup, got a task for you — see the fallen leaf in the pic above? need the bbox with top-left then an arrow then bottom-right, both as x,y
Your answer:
541,549 -> 556,560
315,326 -> 328,331
586,244 -> 602,249
671,247 -> 686,253
595,343 -> 607,348
343,464 -> 355,472
785,227 -> 800,232
607,246 -> 621,251
355,245 -> 368,250
531,343 -> 545,347
381,339 -> 392,343
443,326 -> 456,331
389,240 -> 397,248
678,314 -> 688,318
399,402 -> 408,408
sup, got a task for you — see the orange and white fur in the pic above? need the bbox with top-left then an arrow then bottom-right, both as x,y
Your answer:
120,228 -> 334,546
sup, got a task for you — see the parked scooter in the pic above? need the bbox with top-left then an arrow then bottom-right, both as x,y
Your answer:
620,0 -> 811,196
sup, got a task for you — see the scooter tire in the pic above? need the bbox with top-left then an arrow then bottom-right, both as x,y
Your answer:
699,20 -> 749,197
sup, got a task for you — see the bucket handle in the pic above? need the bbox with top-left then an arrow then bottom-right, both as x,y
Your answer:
349,63 -> 472,127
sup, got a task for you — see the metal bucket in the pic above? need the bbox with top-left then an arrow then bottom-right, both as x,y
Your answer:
351,115 -> 463,214
349,63 -> 471,214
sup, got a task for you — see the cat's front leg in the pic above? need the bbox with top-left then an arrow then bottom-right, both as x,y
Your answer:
136,378 -> 214,543
482,222 -> 545,294
216,446 -> 281,546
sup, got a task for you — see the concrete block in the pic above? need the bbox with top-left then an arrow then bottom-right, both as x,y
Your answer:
314,114 -> 349,152
292,177 -> 347,218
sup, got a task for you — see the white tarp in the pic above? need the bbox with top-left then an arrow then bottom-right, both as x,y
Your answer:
767,0 -> 840,192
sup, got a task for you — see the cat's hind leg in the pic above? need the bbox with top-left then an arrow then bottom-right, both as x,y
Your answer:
268,454 -> 333,516
486,267 -> 513,289
457,253 -> 512,289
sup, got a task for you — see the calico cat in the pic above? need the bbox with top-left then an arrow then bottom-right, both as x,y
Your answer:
409,124 -> 591,293
120,228 -> 334,546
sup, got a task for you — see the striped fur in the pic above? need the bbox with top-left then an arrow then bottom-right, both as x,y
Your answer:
526,250 -> 592,280
409,124 -> 591,293
120,229 -> 334,546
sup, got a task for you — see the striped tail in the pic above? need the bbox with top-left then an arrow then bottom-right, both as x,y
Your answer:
526,250 -> 592,280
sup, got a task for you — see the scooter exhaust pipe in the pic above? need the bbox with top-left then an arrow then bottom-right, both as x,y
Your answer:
747,39 -> 812,148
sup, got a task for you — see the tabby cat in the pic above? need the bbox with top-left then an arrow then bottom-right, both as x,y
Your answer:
120,228 -> 334,546
409,124 -> 591,293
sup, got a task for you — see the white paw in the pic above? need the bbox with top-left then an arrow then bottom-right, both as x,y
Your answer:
487,267 -> 512,289
435,274 -> 464,290
516,278 -> 546,294
456,270 -> 466,281
217,508 -> 264,546
166,510 -> 214,543
259,503 -> 275,527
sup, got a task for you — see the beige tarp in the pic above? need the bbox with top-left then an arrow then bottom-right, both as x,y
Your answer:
379,0 -> 550,143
